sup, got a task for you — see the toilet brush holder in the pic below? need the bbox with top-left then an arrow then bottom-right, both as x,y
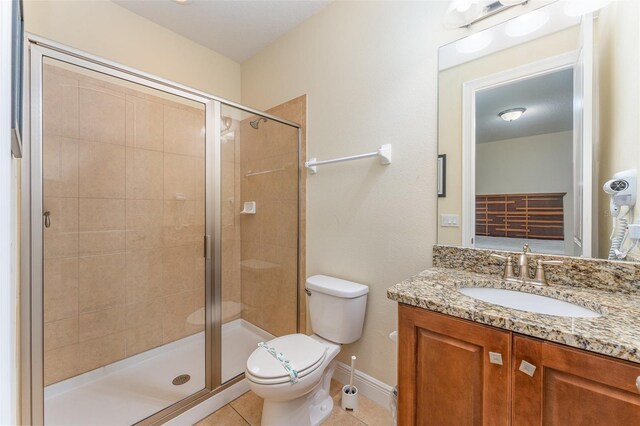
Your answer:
341,385 -> 359,411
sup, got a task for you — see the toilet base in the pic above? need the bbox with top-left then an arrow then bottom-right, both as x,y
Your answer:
260,360 -> 337,426
261,390 -> 333,426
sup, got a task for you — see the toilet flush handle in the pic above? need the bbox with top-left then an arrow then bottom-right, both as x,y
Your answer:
305,289 -> 311,296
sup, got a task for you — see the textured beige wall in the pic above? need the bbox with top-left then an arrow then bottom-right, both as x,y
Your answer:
597,0 -> 640,260
437,27 -> 579,247
43,63 -> 205,385
241,1 -> 459,386
23,0 -> 241,102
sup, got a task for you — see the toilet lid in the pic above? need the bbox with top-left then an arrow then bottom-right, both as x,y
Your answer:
246,334 -> 327,382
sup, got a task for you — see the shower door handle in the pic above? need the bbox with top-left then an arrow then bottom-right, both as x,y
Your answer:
43,211 -> 51,228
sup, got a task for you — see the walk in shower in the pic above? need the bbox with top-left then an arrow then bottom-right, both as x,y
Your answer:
23,37 -> 300,425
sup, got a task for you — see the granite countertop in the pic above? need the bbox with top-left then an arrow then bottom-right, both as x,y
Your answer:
387,267 -> 640,364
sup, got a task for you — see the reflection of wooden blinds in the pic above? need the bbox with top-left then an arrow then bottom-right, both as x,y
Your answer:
476,193 -> 566,240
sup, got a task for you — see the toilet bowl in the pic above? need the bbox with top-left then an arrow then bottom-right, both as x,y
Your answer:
246,334 -> 340,425
245,275 -> 369,426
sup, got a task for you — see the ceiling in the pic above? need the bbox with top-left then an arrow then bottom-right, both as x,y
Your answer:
114,0 -> 331,63
476,68 -> 574,144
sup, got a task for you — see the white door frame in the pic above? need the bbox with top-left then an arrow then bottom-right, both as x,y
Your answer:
461,51 -> 580,248
0,1 -> 19,425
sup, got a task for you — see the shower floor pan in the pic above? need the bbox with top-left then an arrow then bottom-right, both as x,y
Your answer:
44,319 -> 273,426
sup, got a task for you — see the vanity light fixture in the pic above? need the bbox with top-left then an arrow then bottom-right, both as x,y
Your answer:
443,0 -> 527,29
505,9 -> 550,37
498,0 -> 528,5
173,0 -> 193,4
563,0 -> 611,17
499,107 -> 526,121
443,0 -> 486,29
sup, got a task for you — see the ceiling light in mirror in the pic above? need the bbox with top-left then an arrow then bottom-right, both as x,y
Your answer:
455,32 -> 493,54
563,0 -> 611,17
173,0 -> 192,4
499,107 -> 526,121
505,9 -> 550,37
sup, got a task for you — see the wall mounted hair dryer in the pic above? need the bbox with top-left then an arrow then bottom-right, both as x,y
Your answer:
603,169 -> 638,260
603,169 -> 636,218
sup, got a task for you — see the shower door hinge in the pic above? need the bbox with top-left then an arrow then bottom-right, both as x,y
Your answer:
204,235 -> 211,259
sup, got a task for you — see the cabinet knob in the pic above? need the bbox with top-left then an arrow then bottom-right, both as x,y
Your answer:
488,352 -> 503,365
519,360 -> 537,377
636,376 -> 640,393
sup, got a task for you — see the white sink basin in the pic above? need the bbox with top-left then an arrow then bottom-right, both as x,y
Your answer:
458,287 -> 601,318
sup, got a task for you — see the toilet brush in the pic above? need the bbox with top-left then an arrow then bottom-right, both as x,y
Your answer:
341,356 -> 359,411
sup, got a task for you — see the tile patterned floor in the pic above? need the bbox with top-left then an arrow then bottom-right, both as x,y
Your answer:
195,380 -> 393,426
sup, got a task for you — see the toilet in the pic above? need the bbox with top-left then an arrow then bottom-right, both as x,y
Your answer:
245,275 -> 369,426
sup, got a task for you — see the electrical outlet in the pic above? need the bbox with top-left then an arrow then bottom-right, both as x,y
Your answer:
440,214 -> 459,227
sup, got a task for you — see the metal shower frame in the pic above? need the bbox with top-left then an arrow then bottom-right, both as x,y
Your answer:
20,34 -> 302,426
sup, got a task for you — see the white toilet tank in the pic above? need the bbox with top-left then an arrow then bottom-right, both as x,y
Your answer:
305,275 -> 369,344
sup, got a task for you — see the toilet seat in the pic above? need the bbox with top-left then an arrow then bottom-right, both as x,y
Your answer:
246,334 -> 327,385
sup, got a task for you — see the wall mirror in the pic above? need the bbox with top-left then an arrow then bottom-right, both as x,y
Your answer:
437,0 -> 640,262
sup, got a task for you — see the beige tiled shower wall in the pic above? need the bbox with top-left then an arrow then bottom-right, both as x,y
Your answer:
239,101 -> 302,337
42,63 -> 205,386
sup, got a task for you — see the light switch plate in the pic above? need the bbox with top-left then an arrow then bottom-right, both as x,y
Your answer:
440,214 -> 459,227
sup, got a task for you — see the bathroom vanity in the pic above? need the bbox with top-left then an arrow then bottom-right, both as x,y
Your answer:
401,0 -> 640,423
388,246 -> 640,425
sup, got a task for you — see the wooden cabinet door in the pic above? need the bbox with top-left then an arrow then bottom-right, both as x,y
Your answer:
398,304 -> 511,426
513,335 -> 640,425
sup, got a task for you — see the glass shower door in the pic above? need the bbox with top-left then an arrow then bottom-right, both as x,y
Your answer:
218,104 -> 300,383
40,56 -> 208,425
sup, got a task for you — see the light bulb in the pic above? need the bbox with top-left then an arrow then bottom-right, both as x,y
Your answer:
444,0 -> 485,28
456,1 -> 473,12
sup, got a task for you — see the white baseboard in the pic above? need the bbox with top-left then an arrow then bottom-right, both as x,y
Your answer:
332,362 -> 395,409
165,379 -> 251,426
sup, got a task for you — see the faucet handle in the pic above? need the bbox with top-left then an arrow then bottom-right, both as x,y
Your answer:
532,259 -> 563,285
491,253 -> 510,261
522,244 -> 530,254
491,254 -> 516,280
